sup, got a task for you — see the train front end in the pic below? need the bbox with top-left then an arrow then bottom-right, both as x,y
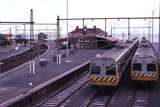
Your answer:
131,55 -> 158,81
89,58 -> 118,87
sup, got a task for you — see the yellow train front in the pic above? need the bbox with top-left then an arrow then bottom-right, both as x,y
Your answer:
131,37 -> 159,82
89,58 -> 118,86
89,38 -> 139,87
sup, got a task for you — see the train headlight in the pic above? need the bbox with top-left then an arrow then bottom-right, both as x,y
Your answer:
96,54 -> 101,58
15,46 -> 19,50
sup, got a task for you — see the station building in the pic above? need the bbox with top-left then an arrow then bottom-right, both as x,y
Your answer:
68,26 -> 117,49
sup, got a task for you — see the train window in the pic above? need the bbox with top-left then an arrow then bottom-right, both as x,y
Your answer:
147,63 -> 156,71
106,66 -> 116,75
133,63 -> 142,71
90,66 -> 100,74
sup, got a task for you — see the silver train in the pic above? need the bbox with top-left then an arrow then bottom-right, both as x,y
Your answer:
131,37 -> 159,81
89,38 -> 139,87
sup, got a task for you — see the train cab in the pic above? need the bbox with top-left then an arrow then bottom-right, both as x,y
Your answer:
89,57 -> 118,86
131,54 -> 158,81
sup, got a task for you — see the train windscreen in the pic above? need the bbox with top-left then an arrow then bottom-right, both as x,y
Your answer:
105,65 -> 116,75
147,63 -> 156,71
90,66 -> 100,74
133,63 -> 142,71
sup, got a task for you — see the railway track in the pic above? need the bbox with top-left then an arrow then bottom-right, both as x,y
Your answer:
33,71 -> 89,107
0,44 -> 48,73
33,70 -> 117,107
85,90 -> 114,107
129,83 -> 151,107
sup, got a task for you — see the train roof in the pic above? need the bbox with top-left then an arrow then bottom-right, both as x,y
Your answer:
133,38 -> 155,58
95,39 -> 138,61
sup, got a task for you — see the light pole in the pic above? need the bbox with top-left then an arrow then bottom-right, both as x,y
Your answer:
113,20 -> 115,38
29,9 -> 35,75
152,11 -> 154,43
28,9 -> 35,87
23,24 -> 26,40
159,1 -> 160,50
65,0 -> 71,62
128,18 -> 130,41
148,20 -> 151,42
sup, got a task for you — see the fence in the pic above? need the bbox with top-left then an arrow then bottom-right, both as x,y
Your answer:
0,45 -> 15,53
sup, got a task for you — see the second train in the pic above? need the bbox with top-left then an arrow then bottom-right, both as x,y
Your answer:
130,37 -> 159,82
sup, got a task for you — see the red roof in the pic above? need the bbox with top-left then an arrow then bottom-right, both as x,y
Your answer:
0,34 -> 13,39
55,26 -> 117,43
54,38 -> 67,42
69,26 -> 107,37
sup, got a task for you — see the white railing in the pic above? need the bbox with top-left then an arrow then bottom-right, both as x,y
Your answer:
0,45 -> 15,53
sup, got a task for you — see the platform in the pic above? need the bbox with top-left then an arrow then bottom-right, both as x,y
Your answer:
0,46 -> 30,60
0,44 -> 107,105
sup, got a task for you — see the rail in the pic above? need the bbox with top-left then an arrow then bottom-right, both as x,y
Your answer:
0,60 -> 90,107
0,44 -> 48,74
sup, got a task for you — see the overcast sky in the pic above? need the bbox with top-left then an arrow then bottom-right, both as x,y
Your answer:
0,0 -> 159,22
0,0 -> 159,41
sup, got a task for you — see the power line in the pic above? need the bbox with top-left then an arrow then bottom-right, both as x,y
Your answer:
59,17 -> 160,20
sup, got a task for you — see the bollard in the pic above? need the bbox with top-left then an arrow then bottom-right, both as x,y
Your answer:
58,54 -> 61,64
0,62 -> 4,73
39,59 -> 48,67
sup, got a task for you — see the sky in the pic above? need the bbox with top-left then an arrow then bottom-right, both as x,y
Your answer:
0,0 -> 159,41
0,0 -> 159,22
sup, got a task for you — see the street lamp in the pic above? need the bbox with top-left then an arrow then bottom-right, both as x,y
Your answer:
65,0 -> 71,62
29,9 -> 35,74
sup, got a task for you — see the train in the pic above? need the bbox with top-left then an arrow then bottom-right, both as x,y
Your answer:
130,37 -> 159,82
89,38 -> 139,87
38,32 -> 48,44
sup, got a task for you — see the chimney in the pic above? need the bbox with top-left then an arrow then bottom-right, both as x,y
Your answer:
76,26 -> 79,30
84,26 -> 87,31
84,26 -> 87,29
93,26 -> 96,29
